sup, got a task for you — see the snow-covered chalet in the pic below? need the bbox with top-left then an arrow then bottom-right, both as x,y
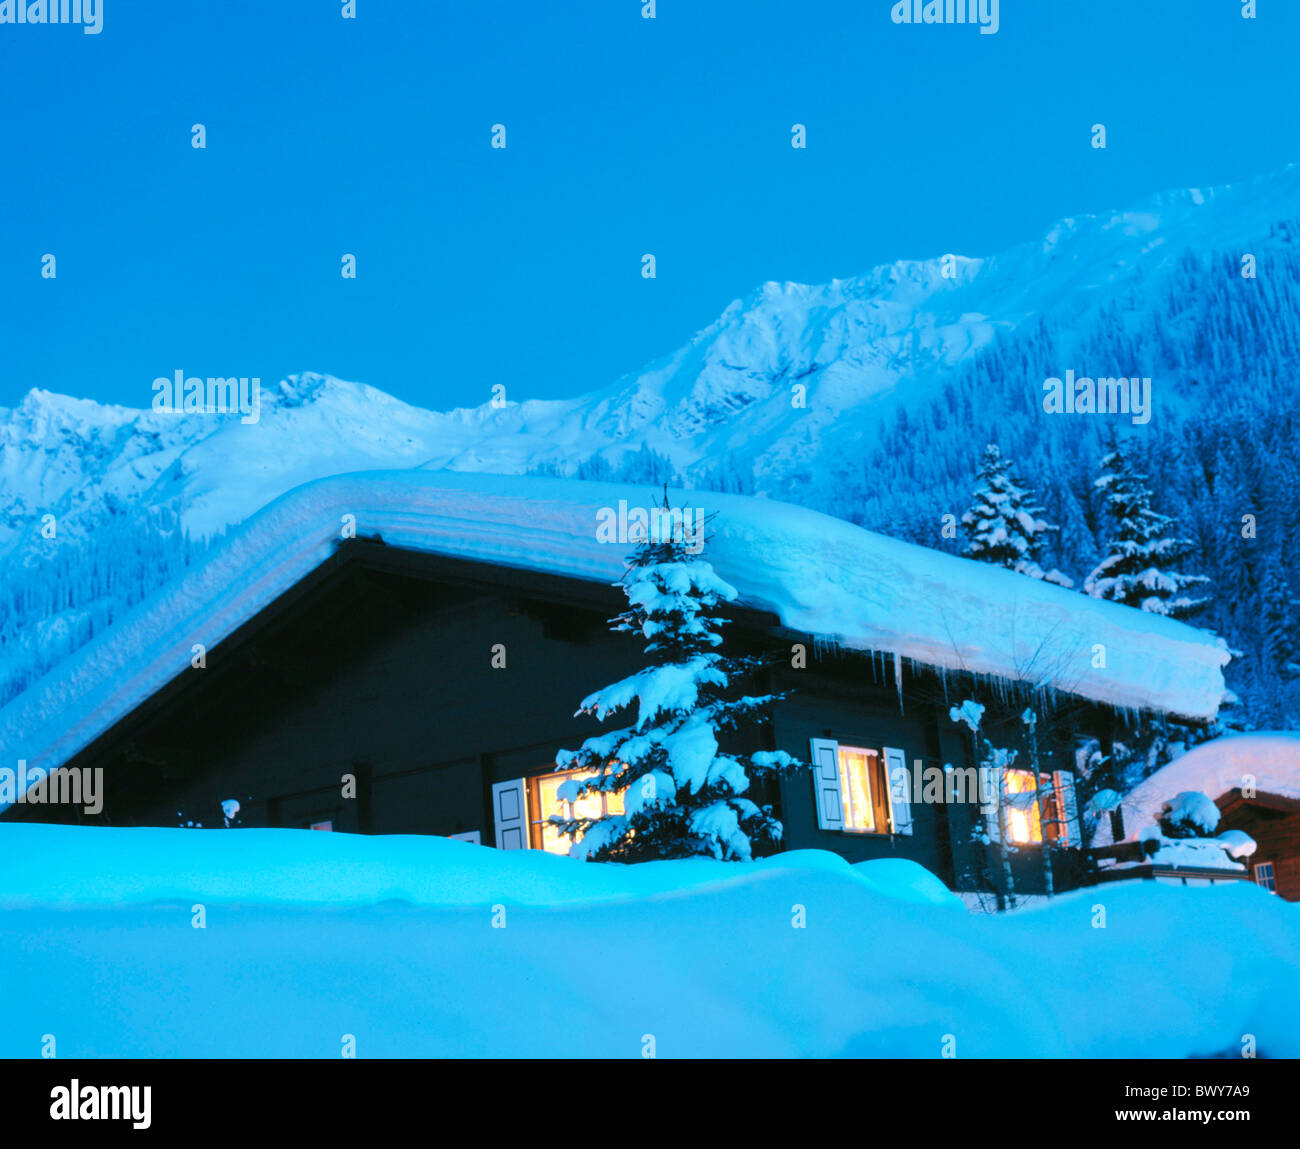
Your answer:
0,473 -> 1232,901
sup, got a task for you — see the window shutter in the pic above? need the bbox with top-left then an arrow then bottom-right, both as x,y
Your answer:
1052,770 -> 1082,847
492,778 -> 528,850
883,746 -> 913,835
809,738 -> 844,831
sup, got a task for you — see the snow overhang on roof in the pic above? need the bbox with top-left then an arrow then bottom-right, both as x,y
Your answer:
0,471 -> 1232,794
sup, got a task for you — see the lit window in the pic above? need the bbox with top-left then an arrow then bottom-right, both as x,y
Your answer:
529,767 -> 626,855
1254,861 -> 1276,892
1004,770 -> 1044,844
995,771 -> 1081,846
837,746 -> 883,833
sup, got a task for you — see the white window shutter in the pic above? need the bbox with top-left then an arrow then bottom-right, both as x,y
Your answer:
492,778 -> 528,850
809,738 -> 844,831
1052,770 -> 1082,846
883,746 -> 913,835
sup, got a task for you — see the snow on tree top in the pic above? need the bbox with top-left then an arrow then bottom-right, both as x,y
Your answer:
0,471 -> 1231,799
1160,790 -> 1222,837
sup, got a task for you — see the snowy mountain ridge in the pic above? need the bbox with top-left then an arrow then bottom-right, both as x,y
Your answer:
4,164 -> 1298,558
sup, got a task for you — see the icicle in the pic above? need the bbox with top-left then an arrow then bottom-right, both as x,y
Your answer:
894,650 -> 904,715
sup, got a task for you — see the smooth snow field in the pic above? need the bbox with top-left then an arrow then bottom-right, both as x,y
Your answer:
1,825 -> 1296,1058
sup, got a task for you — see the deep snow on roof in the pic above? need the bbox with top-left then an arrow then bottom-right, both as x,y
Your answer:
1115,733 -> 1300,841
0,471 -> 1230,794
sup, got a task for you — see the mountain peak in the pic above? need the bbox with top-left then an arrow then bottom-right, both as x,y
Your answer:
4,389 -> 137,442
272,372 -> 333,408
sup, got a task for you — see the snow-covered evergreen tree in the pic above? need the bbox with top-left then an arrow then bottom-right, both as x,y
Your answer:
1084,440 -> 1211,619
959,444 -> 1071,586
550,497 -> 802,862
1157,790 -> 1220,839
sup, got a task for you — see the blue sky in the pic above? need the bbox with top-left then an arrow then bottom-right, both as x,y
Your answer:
0,0 -> 1294,412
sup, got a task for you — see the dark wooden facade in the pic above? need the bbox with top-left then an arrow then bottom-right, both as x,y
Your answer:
1216,790 -> 1300,900
3,538 -> 1123,897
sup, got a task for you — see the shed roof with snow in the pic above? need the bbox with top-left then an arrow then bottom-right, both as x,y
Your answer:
0,471 -> 1231,804
1113,733 -> 1300,841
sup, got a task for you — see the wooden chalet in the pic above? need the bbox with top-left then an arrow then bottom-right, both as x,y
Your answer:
0,473 -> 1233,905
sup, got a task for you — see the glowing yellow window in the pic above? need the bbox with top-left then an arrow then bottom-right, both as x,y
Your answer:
1004,769 -> 1044,844
529,767 -> 626,855
837,746 -> 882,833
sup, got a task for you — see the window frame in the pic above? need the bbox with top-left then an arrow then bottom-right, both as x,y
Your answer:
991,770 -> 1076,848
1254,860 -> 1276,892
527,765 -> 626,854
809,738 -> 914,837
1002,768 -> 1045,845
835,744 -> 891,835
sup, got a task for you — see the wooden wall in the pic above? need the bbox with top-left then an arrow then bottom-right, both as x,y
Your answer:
1218,796 -> 1300,901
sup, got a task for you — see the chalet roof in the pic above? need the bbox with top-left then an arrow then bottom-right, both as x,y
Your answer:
1115,733 -> 1300,841
0,472 -> 1231,802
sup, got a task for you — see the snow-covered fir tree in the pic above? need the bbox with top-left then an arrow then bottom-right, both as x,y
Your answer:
1157,790 -> 1221,840
550,497 -> 803,862
1084,439 -> 1211,619
959,444 -> 1071,586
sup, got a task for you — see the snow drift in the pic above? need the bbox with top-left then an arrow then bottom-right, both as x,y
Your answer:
0,824 -> 1295,1058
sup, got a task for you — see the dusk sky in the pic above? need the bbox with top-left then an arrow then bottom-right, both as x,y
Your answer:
1,0 -> 1294,412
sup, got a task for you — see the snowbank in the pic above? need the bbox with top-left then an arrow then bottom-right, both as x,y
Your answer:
850,857 -> 965,907
0,823 -> 859,910
0,473 -> 1230,795
0,824 -> 1295,1058
1115,733 -> 1300,843
1136,828 -> 1248,872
